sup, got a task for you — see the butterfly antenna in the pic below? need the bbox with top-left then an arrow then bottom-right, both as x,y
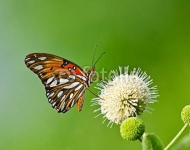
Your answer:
92,45 -> 98,66
93,51 -> 105,66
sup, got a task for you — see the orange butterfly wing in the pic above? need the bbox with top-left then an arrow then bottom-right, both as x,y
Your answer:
25,53 -> 88,113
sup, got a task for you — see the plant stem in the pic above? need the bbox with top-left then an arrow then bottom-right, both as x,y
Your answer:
164,123 -> 188,150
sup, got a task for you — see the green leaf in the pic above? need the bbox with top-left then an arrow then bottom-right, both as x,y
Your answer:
142,133 -> 164,150
171,134 -> 190,150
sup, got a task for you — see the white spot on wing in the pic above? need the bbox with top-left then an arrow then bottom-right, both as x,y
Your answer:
52,102 -> 56,107
75,84 -> 83,91
46,76 -> 54,84
50,80 -> 57,87
63,82 -> 80,89
48,92 -> 54,98
38,57 -> 47,60
60,72 -> 66,76
27,60 -> 35,64
61,102 -> 66,111
25,57 -> 30,61
60,95 -> 66,102
71,99 -> 75,107
34,65 -> 43,70
76,75 -> 86,81
69,75 -> 75,80
57,91 -> 63,98
39,73 -> 43,77
59,79 -> 69,85
70,93 -> 73,99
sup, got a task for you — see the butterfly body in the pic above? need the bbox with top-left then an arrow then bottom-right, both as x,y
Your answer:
25,53 -> 95,113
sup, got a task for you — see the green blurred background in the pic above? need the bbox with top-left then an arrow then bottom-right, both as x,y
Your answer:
1,0 -> 190,150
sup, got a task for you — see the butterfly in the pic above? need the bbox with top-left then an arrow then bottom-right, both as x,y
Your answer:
25,52 -> 104,113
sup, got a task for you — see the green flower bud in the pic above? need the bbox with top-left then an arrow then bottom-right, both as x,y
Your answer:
181,105 -> 190,125
120,117 -> 145,141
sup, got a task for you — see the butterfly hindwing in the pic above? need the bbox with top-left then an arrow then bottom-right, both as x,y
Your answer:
25,53 -> 89,113
46,81 -> 86,113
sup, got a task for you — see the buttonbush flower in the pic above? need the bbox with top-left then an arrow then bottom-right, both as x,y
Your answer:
92,66 -> 158,127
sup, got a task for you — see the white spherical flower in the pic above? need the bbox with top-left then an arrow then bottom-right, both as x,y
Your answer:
91,66 -> 158,127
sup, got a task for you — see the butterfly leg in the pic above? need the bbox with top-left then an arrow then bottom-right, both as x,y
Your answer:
86,88 -> 104,100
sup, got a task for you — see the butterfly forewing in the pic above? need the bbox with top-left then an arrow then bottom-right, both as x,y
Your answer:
25,53 -> 91,113
25,53 -> 86,86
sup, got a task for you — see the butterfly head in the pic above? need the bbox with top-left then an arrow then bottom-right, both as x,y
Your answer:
87,66 -> 95,86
